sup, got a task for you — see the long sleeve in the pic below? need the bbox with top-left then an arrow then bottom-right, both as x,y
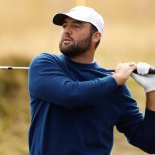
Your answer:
29,53 -> 117,109
116,86 -> 155,154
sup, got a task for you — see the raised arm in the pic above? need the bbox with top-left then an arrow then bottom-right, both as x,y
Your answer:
116,62 -> 155,154
29,54 -> 117,109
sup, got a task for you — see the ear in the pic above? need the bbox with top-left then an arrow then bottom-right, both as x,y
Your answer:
92,32 -> 101,43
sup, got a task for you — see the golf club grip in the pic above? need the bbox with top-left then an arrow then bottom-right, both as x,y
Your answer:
109,68 -> 155,74
134,68 -> 155,74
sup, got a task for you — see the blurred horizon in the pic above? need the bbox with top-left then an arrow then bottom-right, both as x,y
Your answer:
0,0 -> 155,155
0,0 -> 155,65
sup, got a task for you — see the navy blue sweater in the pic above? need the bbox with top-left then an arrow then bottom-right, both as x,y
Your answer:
28,53 -> 155,155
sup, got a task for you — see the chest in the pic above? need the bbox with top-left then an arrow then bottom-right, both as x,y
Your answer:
50,94 -> 121,130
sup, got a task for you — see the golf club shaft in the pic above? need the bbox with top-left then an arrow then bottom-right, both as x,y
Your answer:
0,66 -> 155,74
109,68 -> 155,74
0,66 -> 29,70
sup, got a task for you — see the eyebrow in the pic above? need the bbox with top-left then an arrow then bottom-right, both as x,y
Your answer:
72,20 -> 85,24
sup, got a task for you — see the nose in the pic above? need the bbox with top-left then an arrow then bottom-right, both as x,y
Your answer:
63,25 -> 72,35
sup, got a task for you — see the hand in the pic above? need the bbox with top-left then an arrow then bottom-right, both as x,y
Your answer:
137,62 -> 151,75
113,62 -> 136,86
131,62 -> 155,93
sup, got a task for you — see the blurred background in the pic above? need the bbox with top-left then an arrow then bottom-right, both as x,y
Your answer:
0,0 -> 155,155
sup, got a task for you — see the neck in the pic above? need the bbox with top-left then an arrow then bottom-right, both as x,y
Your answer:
70,51 -> 95,64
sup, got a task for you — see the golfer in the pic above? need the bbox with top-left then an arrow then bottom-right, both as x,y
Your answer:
28,6 -> 155,155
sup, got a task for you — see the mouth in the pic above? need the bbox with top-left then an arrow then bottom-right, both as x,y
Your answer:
64,37 -> 71,41
63,39 -> 72,45
62,37 -> 73,45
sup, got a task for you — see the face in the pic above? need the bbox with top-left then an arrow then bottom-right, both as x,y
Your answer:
59,17 -> 94,58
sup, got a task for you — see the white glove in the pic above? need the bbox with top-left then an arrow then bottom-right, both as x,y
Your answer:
131,62 -> 155,93
131,73 -> 155,93
137,62 -> 151,75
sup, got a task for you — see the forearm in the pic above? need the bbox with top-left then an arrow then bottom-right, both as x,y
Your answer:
30,75 -> 117,109
146,91 -> 155,111
61,76 -> 117,108
116,94 -> 155,154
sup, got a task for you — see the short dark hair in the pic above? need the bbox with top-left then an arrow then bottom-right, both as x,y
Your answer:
90,25 -> 100,49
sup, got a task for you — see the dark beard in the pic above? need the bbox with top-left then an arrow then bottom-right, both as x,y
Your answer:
59,34 -> 92,58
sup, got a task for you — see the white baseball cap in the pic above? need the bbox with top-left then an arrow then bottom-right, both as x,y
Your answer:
52,6 -> 104,33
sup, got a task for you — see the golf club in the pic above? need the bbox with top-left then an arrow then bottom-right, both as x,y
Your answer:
0,66 -> 155,74
0,66 -> 29,70
109,68 -> 155,74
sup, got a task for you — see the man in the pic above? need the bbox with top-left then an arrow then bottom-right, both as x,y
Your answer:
28,6 -> 155,155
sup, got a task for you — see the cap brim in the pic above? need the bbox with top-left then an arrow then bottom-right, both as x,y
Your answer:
53,13 -> 68,26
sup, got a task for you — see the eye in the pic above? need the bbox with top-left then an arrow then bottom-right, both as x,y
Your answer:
62,23 -> 67,28
73,23 -> 81,28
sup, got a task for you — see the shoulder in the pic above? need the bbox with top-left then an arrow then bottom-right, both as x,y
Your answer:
32,52 -> 61,62
30,52 -> 64,67
29,52 -> 67,77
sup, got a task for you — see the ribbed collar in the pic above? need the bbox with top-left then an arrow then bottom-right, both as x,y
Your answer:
62,54 -> 99,69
